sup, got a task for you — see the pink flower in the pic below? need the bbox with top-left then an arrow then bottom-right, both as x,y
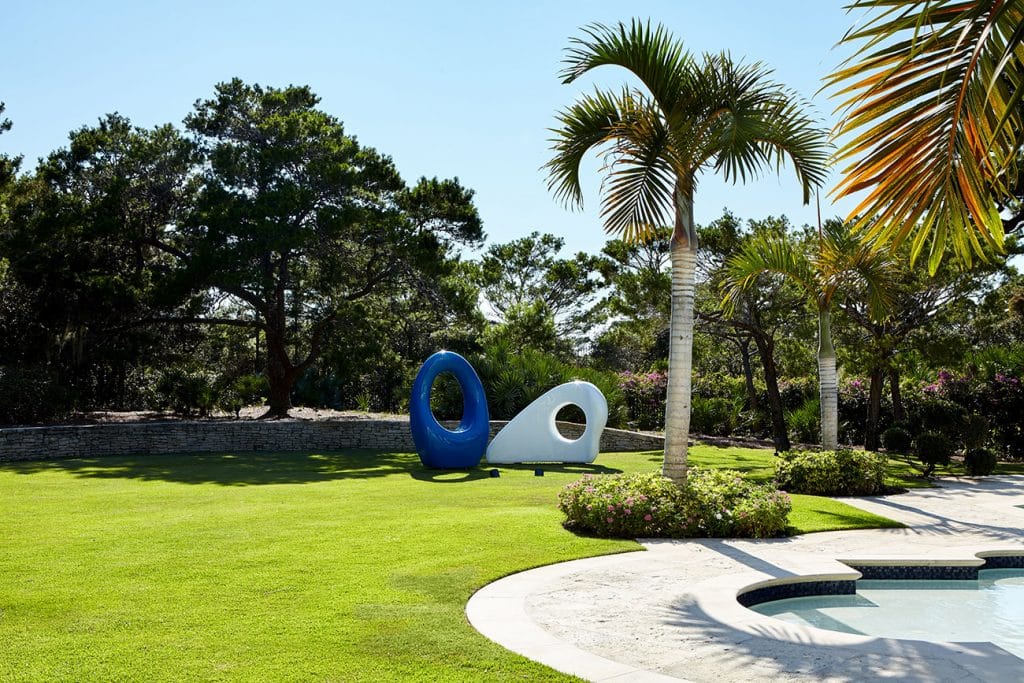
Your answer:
607,517 -> 614,523
644,514 -> 653,521
624,509 -> 632,515
607,504 -> 614,511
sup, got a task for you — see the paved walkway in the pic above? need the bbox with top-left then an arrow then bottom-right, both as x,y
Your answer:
467,475 -> 1024,682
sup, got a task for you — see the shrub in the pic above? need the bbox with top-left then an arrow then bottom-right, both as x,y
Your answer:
787,398 -> 820,444
910,396 -> 967,439
557,469 -> 791,539
963,447 -> 998,476
156,369 -> 217,416
0,365 -> 73,425
690,396 -> 738,437
617,370 -> 667,430
961,414 -> 989,451
774,449 -> 888,496
881,426 -> 912,454
219,374 -> 269,417
778,377 -> 817,411
913,431 -> 953,476
463,343 -> 628,427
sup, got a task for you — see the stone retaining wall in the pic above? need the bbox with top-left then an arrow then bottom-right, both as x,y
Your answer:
0,417 -> 664,462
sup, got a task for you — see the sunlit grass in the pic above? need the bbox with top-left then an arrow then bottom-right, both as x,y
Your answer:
0,445 -> 907,680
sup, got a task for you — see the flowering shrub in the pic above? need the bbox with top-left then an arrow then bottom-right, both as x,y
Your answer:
618,371 -> 667,430
558,469 -> 791,539
774,449 -> 888,496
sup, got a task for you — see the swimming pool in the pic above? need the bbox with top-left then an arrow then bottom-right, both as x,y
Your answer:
751,569 -> 1024,658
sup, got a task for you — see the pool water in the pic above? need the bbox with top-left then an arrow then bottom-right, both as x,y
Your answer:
751,569 -> 1024,658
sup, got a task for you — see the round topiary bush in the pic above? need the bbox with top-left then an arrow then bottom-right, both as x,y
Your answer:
914,431 -> 953,476
963,447 -> 998,476
773,449 -> 888,496
881,426 -> 913,454
557,469 -> 791,539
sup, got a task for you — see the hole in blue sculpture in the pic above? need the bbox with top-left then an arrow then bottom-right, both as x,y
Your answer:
555,404 -> 585,440
429,371 -> 464,423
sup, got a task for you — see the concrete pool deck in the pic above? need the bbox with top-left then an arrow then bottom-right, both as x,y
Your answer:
467,475 -> 1024,682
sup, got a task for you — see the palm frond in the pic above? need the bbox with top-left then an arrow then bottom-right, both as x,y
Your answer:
720,231 -> 816,315
560,19 -> 691,114
697,54 -> 831,203
599,90 -> 678,242
544,89 -> 623,209
817,219 -> 895,319
827,0 -> 1024,272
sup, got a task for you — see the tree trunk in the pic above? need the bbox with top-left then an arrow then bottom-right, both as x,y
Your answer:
663,187 -> 697,486
817,308 -> 839,450
740,337 -> 758,410
263,314 -> 295,419
864,365 -> 885,451
889,367 -> 905,424
752,331 -> 791,452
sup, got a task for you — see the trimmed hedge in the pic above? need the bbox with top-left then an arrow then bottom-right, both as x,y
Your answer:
774,449 -> 888,496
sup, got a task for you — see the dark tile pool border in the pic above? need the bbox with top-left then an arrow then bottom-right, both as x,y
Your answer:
737,580 -> 854,607
850,564 -> 978,580
738,553 -> 1024,607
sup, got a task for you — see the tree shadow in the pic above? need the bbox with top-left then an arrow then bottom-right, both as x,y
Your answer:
0,450 -> 426,486
0,452 -> 625,487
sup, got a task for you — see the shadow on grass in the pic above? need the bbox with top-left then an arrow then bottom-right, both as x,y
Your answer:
410,462 -> 622,484
0,451 -> 624,487
0,450 -> 425,486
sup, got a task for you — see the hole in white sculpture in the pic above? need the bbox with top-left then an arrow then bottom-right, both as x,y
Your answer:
429,371 -> 464,424
555,404 -> 585,441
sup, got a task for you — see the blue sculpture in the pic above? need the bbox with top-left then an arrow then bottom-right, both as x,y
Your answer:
409,351 -> 490,468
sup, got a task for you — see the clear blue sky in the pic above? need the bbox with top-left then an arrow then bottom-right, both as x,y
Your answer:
2,0 -> 866,257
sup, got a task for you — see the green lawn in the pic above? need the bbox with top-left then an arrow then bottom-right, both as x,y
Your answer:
0,446 -> 901,681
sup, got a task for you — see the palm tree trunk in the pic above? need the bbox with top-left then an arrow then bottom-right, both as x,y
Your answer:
818,308 -> 839,450
663,187 -> 696,486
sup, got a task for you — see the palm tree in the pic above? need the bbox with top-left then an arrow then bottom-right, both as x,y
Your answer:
546,20 -> 829,484
827,0 -> 1024,273
722,219 -> 892,450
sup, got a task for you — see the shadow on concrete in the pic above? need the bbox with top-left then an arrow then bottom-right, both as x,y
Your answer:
657,593 -> 1020,682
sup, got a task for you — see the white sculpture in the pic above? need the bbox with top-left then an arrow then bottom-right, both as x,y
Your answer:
485,381 -> 608,464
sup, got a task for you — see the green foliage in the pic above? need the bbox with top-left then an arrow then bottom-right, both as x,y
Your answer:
881,426 -> 913,454
472,231 -> 602,345
617,370 -> 667,430
455,342 -> 627,427
913,431 -> 954,477
156,369 -> 217,417
774,449 -> 888,496
218,374 -> 268,417
558,468 -> 791,539
690,396 -> 738,437
961,414 -> 990,451
0,365 -> 72,425
787,397 -> 820,444
964,447 -> 998,476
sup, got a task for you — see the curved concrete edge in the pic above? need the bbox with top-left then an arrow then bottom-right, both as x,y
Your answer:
466,550 -> 686,683
466,541 -> 1024,682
